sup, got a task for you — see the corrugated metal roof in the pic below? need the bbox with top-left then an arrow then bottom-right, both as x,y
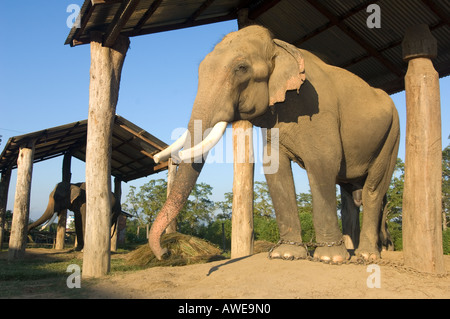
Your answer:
64,0 -> 450,95
0,115 -> 168,182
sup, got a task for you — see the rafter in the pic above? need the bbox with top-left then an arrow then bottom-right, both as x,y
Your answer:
294,0 -> 380,47
304,0 -> 403,77
103,0 -> 141,47
133,0 -> 164,35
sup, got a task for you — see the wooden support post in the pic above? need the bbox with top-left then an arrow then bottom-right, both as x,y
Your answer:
231,120 -> 255,258
82,32 -> 129,278
8,141 -> 35,260
55,153 -> 72,250
165,158 -> 178,234
230,9 -> 255,259
111,177 -> 122,252
402,24 -> 445,274
0,166 -> 12,251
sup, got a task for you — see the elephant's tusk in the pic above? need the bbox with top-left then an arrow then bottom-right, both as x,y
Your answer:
178,121 -> 227,162
153,130 -> 189,164
39,213 -> 57,231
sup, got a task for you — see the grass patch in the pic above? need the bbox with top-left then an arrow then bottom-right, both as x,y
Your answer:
0,234 -> 228,298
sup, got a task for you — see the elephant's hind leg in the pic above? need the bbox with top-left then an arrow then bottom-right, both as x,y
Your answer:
340,184 -> 361,250
357,129 -> 399,261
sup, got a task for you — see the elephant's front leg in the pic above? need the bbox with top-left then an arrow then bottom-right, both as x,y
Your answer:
308,169 -> 349,263
265,152 -> 307,260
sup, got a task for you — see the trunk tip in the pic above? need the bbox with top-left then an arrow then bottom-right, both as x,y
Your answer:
151,245 -> 169,261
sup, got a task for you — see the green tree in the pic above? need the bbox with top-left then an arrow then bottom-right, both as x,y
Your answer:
123,179 -> 167,225
386,158 -> 404,224
253,181 -> 275,218
297,191 -> 312,215
178,183 -> 215,234
215,192 -> 233,220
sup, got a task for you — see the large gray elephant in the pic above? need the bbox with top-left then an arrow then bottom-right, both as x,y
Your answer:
149,26 -> 399,263
28,181 -> 120,251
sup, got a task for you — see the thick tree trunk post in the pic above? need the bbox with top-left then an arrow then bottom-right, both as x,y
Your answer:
0,166 -> 12,251
402,24 -> 445,274
8,141 -> 35,260
82,32 -> 129,278
231,120 -> 255,258
230,9 -> 255,259
55,153 -> 72,250
111,177 -> 122,252
165,158 -> 178,233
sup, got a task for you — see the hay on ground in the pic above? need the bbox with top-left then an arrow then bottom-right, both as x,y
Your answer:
126,233 -> 225,268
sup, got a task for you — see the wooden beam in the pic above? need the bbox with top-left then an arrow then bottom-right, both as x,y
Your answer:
186,0 -> 216,24
402,24 -> 445,275
133,0 -> 164,35
55,153 -> 72,250
421,0 -> 450,26
8,141 -> 35,260
82,32 -> 129,278
231,120 -> 254,259
118,124 -> 165,151
103,0 -> 140,48
91,0 -> 122,5
230,10 -> 255,259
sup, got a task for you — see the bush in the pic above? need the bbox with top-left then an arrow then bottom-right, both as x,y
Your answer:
443,228 -> 450,255
299,212 -> 315,243
198,219 -> 231,251
253,216 -> 279,243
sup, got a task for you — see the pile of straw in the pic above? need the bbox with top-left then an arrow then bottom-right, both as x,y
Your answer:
126,232 -> 225,268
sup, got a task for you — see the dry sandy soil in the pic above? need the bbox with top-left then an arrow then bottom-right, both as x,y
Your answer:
3,248 -> 450,299
87,251 -> 450,299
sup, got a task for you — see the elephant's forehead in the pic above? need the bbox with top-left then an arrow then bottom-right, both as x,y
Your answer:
217,26 -> 272,51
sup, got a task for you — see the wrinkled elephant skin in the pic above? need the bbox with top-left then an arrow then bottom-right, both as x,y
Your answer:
149,26 -> 399,263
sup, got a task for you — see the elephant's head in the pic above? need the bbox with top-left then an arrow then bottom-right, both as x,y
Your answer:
149,25 -> 306,259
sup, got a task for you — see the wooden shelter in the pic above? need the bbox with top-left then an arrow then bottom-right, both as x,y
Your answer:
3,0 -> 447,276
0,115 -> 169,257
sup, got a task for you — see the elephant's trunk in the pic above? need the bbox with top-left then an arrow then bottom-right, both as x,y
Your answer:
149,100 -> 228,259
148,161 -> 204,259
28,196 -> 56,232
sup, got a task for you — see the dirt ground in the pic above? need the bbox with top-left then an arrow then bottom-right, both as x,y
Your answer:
86,251 -> 450,299
3,248 -> 450,299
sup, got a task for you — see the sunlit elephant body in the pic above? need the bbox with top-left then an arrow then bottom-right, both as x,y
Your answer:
28,181 -> 119,251
149,26 -> 400,263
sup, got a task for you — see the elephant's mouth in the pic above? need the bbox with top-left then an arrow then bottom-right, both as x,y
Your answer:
154,121 -> 228,164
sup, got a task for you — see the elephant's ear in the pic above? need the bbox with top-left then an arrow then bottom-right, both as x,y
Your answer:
268,39 -> 306,106
70,185 -> 81,205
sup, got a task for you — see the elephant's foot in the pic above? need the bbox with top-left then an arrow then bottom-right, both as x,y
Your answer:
355,245 -> 380,262
74,245 -> 84,252
313,245 -> 349,264
269,244 -> 307,260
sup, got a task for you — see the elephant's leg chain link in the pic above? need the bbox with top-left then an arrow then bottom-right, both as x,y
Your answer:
268,237 -> 345,262
268,238 -> 449,277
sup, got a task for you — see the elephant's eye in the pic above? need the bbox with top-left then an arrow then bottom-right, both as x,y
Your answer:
235,64 -> 249,75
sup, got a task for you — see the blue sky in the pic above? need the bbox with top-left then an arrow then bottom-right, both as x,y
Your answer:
1,1 -> 449,222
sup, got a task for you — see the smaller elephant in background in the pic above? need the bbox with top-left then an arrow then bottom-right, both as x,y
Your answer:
28,181 -> 120,251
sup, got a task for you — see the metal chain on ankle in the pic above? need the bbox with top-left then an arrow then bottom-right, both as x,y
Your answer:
268,238 -> 345,259
268,239 -> 449,277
